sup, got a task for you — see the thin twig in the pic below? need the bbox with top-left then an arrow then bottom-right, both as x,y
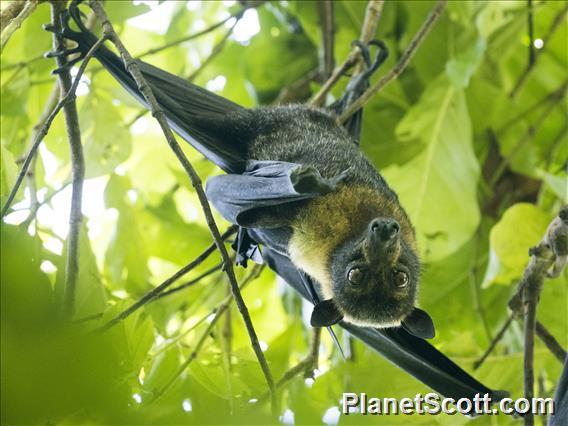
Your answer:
87,0 -> 277,411
154,262 -> 223,300
507,206 -> 568,425
186,15 -> 240,81
527,0 -> 535,69
0,18 -> 105,220
138,11 -> 242,59
0,0 -> 25,31
124,14 -> 242,127
353,0 -> 384,75
496,79 -> 568,135
509,4 -> 568,99
258,327 -> 322,404
99,226 -> 236,331
0,52 -> 43,70
338,0 -> 447,123
468,234 -> 493,343
50,2 -> 108,319
310,0 -> 385,106
1,0 -> 37,54
535,321 -> 567,364
318,0 -> 335,80
524,284 -> 538,426
474,314 -> 514,370
490,85 -> 566,187
151,264 -> 264,401
22,84 -> 60,225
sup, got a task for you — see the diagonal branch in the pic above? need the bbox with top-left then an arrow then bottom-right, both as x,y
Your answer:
87,0 -> 277,412
50,1 -> 94,319
151,264 -> 264,402
310,0 -> 385,107
1,0 -> 37,54
509,4 -> 568,99
258,327 -> 322,405
1,0 -> 26,31
99,227 -> 236,332
337,0 -> 447,123
317,0 -> 335,80
1,9 -> 106,222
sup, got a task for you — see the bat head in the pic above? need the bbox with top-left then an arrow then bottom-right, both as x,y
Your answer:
312,216 -> 434,339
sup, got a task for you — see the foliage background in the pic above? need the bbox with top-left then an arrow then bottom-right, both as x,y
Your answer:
1,0 -> 566,424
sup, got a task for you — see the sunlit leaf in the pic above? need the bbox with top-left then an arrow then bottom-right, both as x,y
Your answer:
384,76 -> 480,261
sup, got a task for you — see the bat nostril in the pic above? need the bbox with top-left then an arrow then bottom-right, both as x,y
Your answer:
389,220 -> 400,235
370,219 -> 380,232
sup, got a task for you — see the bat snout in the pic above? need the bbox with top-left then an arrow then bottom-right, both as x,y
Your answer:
369,217 -> 400,242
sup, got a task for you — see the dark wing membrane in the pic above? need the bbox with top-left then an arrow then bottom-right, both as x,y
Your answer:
66,12 -> 246,173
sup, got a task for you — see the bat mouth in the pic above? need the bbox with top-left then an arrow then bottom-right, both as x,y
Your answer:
335,291 -> 415,328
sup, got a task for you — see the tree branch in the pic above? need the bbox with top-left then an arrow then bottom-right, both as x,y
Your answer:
153,262 -> 223,300
507,206 -> 568,425
1,0 -> 37,54
310,0 -> 385,107
87,0 -> 276,411
186,14 -> 240,81
99,226 -> 236,332
473,314 -> 513,370
490,83 -> 567,187
535,321 -> 567,363
1,15 -> 106,221
337,0 -> 447,123
258,327 -> 322,404
49,2 -> 109,319
1,0 -> 25,31
317,0 -> 335,80
137,10 -> 243,59
509,4 -> 568,99
151,264 -> 264,402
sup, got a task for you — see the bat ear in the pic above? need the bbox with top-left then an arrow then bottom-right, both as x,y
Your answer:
401,308 -> 436,339
310,299 -> 343,327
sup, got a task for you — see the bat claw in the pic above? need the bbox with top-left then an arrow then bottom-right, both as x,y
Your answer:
51,56 -> 83,75
42,23 -> 56,33
45,47 -> 81,59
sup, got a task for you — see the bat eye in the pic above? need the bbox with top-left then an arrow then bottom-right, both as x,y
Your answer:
394,270 -> 409,288
347,267 -> 363,285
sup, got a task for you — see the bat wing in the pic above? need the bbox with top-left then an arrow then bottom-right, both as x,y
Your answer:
549,357 -> 568,426
262,247 -> 506,403
61,8 -> 246,173
60,7 -> 505,404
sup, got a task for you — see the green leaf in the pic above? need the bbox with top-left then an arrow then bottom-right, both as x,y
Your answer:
244,7 -> 318,103
100,300 -> 155,375
537,169 -> 568,202
0,144 -> 19,206
482,203 -> 552,287
1,67 -> 30,117
1,224 -> 53,327
106,1 -> 152,23
142,346 -> 182,393
104,174 -> 150,294
54,222 -> 107,320
384,76 -> 481,261
446,37 -> 486,89
80,93 -> 132,179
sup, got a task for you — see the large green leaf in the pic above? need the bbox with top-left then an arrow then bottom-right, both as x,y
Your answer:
80,93 -> 132,179
104,174 -> 150,294
384,76 -> 480,261
482,203 -> 552,287
54,222 -> 107,320
0,144 -> 19,206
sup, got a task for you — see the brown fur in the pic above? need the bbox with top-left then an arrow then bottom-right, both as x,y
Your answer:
288,184 -> 415,298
